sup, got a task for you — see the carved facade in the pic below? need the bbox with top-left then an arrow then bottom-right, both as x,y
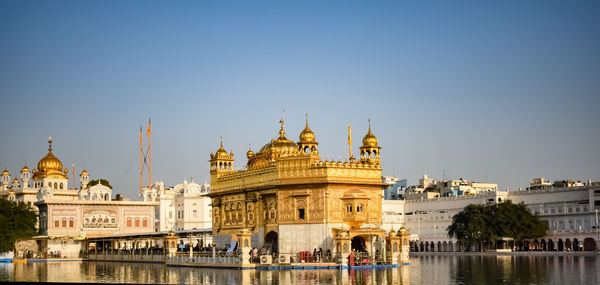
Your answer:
209,118 -> 388,255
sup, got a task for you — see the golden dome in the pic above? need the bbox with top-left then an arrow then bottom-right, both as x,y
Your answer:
362,119 -> 379,148
398,226 -> 408,235
1,169 -> 9,176
21,165 -> 29,173
12,178 -> 19,184
298,115 -> 316,143
80,169 -> 89,176
246,145 -> 254,159
32,137 -> 68,180
257,119 -> 299,154
214,137 -> 230,159
247,119 -> 300,169
388,229 -> 397,237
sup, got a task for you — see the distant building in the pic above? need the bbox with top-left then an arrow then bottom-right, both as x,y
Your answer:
530,178 -> 552,190
404,174 -> 497,199
382,176 -> 407,200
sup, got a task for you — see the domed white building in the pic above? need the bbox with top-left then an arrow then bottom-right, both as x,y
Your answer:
0,137 -> 158,258
0,137 -> 117,207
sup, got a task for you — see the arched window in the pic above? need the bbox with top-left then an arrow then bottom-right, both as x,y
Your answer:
62,218 -> 67,228
69,219 -> 74,228
60,183 -> 63,189
54,220 -> 59,228
105,193 -> 109,201
54,182 -> 58,189
126,217 -> 132,227
134,218 -> 140,227
142,218 -> 148,227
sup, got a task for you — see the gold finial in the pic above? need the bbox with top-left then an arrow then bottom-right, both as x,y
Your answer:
368,118 -> 371,131
305,113 -> 309,127
48,136 -> 53,152
279,119 -> 285,138
220,136 -> 223,147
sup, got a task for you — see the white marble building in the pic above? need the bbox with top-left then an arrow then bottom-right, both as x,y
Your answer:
141,179 -> 212,232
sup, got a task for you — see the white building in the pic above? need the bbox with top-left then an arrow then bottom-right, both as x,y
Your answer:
141,179 -> 212,232
405,174 -> 498,199
383,178 -> 600,252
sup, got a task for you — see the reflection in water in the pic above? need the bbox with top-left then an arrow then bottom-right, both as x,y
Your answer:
0,255 -> 597,284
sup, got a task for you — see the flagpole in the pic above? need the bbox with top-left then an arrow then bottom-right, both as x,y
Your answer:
348,125 -> 352,161
148,117 -> 151,188
140,125 -> 143,191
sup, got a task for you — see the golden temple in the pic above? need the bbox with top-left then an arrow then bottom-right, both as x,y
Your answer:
208,117 -> 390,256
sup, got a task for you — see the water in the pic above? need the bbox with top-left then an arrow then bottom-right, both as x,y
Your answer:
0,255 -> 598,284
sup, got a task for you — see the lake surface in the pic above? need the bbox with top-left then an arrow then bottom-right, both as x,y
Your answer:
0,255 -> 598,284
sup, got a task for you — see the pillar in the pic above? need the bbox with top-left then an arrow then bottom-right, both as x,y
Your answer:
237,229 -> 252,266
165,230 -> 178,257
398,227 -> 410,264
333,231 -> 351,267
386,230 -> 400,265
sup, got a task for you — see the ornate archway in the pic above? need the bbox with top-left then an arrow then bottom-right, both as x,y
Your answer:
264,231 -> 278,254
351,236 -> 366,252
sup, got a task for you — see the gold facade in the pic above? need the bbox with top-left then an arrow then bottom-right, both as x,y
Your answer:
209,118 -> 386,250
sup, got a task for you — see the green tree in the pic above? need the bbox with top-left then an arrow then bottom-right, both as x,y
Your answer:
0,199 -> 37,253
447,201 -> 547,251
88,179 -> 112,189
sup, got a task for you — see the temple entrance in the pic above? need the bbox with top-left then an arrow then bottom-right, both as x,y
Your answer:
264,231 -> 278,254
351,236 -> 366,252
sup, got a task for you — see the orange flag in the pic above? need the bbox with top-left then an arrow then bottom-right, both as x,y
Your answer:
146,118 -> 151,136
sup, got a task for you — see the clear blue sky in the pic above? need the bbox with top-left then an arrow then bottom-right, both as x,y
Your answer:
1,1 -> 599,199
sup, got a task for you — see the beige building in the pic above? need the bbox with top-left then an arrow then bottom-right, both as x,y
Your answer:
1,137 -> 158,257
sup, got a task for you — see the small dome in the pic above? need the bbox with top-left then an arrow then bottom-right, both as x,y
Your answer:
338,231 -> 349,238
299,116 -> 316,143
80,169 -> 89,176
388,229 -> 397,237
246,145 -> 255,159
12,178 -> 19,184
214,138 -> 230,159
21,165 -> 30,173
398,226 -> 407,235
1,169 -> 9,176
362,120 -> 379,148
